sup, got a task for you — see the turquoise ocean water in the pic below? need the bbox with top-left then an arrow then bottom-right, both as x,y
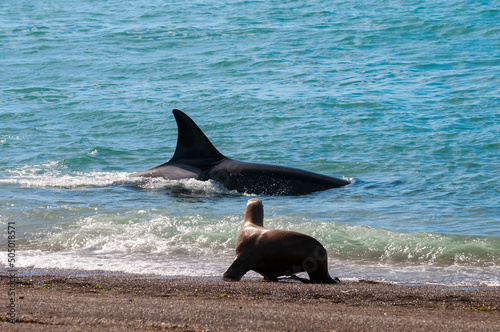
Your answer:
1,1 -> 499,286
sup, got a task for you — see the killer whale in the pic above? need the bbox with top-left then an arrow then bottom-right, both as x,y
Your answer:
131,109 -> 350,195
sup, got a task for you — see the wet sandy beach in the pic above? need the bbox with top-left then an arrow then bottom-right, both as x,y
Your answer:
1,275 -> 499,331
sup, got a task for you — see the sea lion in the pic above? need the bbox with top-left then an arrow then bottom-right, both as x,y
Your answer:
223,198 -> 339,283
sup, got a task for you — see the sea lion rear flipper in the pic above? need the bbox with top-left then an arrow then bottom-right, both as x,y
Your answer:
281,274 -> 311,283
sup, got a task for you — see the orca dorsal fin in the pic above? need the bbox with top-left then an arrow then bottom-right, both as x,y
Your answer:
170,109 -> 225,166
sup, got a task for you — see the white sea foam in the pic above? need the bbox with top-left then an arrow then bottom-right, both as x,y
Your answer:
137,177 -> 237,196
5,211 -> 498,287
1,162 -> 136,188
12,250 -> 231,277
8,250 -> 499,287
0,161 -> 239,197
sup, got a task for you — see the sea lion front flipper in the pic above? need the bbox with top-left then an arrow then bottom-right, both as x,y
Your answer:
223,257 -> 253,282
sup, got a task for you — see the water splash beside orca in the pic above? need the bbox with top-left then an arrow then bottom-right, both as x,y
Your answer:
131,110 -> 350,195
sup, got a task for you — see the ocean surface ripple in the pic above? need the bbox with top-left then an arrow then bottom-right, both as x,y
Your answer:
1,0 -> 498,286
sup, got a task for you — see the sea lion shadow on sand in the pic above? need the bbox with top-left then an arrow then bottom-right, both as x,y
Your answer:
223,198 -> 340,284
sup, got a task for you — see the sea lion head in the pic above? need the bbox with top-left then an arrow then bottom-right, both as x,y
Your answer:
244,198 -> 264,227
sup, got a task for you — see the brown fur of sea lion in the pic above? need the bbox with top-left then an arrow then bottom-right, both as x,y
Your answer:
223,198 -> 339,284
